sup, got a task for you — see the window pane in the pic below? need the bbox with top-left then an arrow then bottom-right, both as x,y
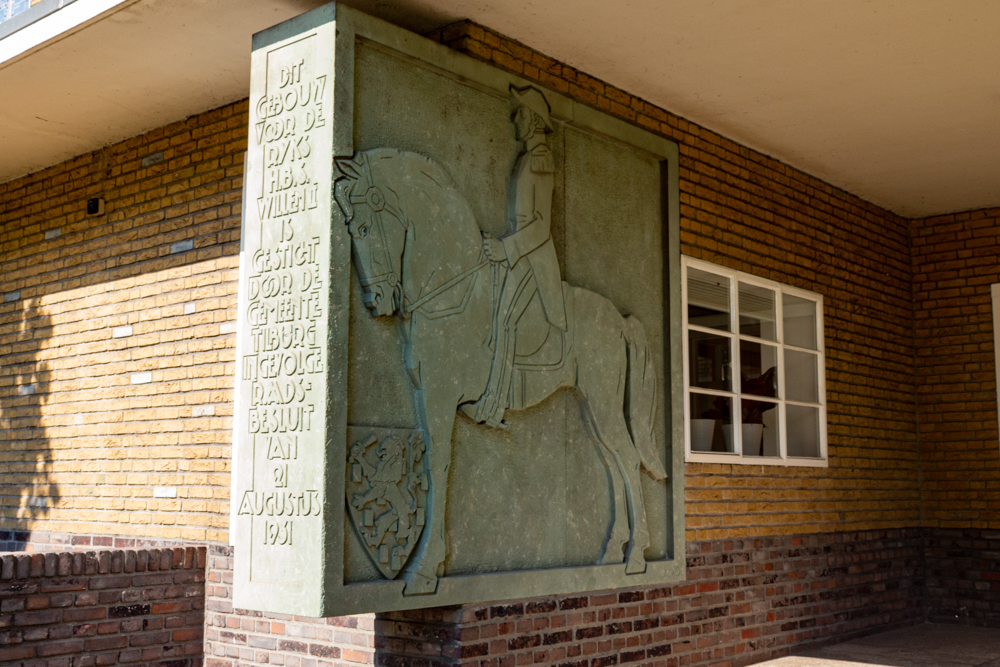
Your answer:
784,349 -> 819,404
741,400 -> 780,457
690,393 -> 734,453
786,404 -> 821,457
688,331 -> 731,391
739,282 -> 776,340
688,268 -> 730,331
739,340 -> 778,398
783,293 -> 817,349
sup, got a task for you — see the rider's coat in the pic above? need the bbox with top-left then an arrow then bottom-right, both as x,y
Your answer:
502,134 -> 567,331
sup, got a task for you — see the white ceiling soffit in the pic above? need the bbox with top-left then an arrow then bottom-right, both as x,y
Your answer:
349,0 -> 1000,218
3,0 -> 999,218
0,0 -> 327,185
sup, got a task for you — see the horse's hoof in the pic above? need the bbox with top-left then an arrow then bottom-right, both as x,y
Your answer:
625,555 -> 647,575
598,545 -> 626,565
402,571 -> 438,596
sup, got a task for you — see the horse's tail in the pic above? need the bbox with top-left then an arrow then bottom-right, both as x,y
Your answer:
623,316 -> 668,480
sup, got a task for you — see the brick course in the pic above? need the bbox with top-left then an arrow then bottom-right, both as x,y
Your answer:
0,546 -> 205,666
204,546 -> 374,667
376,530 -> 923,667
0,102 -> 243,544
911,209 -> 1000,531
925,527 -> 1000,627
200,530 -> 923,667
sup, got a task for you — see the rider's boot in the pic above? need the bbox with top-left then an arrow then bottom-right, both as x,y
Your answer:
460,319 -> 514,429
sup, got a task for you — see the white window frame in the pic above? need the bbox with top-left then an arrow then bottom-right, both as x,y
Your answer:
682,256 -> 828,467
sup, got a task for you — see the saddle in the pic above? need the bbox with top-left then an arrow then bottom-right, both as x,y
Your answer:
485,254 -> 572,364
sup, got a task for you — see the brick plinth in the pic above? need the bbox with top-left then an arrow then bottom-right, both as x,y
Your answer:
0,546 -> 206,666
0,529 -> 199,553
204,530 -> 922,667
925,527 -> 1000,627
203,546 -> 375,667
375,530 -> 923,667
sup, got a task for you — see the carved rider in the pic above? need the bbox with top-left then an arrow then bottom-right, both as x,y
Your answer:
461,85 -> 567,428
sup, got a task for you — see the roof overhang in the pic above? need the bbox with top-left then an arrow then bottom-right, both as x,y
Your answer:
3,0 -> 1000,218
0,0 -> 327,184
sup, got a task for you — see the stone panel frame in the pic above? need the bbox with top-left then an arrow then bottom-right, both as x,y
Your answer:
232,2 -> 683,617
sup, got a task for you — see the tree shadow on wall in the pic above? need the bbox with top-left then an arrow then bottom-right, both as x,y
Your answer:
0,295 -> 60,551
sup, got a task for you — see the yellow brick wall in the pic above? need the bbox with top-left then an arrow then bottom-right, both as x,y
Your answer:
0,103 -> 246,543
913,209 -> 1000,530
0,23 -> 925,545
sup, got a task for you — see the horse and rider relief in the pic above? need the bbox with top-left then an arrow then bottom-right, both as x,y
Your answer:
338,85 -> 667,596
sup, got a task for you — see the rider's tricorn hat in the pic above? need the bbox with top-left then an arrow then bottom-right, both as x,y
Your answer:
510,84 -> 553,131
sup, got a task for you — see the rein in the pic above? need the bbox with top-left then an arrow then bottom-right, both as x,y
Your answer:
403,257 -> 489,317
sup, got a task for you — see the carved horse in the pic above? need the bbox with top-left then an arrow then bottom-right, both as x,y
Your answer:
335,148 -> 667,595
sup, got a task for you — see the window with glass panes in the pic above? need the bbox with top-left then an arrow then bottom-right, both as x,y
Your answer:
682,257 -> 827,465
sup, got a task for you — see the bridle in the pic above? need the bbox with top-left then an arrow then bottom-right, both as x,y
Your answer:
347,152 -> 408,310
345,153 -> 490,319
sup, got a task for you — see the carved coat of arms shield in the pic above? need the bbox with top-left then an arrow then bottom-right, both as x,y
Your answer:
345,426 -> 428,579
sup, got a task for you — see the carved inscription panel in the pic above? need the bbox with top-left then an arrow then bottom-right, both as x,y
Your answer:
234,9 -> 336,617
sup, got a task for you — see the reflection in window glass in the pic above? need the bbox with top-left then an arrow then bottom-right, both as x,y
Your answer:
688,331 -> 731,391
784,349 -> 819,404
688,268 -> 730,331
742,402 -> 780,457
787,404 -> 821,457
684,259 -> 825,466
739,282 -> 776,340
783,293 -> 817,349
739,341 -> 778,398
690,393 -> 733,452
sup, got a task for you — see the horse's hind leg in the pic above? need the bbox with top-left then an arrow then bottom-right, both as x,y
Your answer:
577,387 -> 633,568
583,395 -> 651,574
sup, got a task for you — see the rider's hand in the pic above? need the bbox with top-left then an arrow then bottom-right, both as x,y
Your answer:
484,235 -> 507,264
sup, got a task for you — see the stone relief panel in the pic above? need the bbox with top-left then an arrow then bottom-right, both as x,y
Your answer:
233,3 -> 682,617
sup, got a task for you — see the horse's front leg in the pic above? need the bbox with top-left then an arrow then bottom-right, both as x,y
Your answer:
403,385 -> 457,595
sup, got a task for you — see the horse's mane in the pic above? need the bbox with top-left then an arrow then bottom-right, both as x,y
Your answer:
366,148 -> 459,193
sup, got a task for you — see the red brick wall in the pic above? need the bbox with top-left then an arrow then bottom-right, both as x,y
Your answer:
0,546 -> 205,665
373,530 -> 923,667
911,209 -> 1000,530
203,532 -> 922,667
204,545 -> 374,667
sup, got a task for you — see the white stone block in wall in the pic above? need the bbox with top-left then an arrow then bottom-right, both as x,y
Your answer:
131,372 -> 152,385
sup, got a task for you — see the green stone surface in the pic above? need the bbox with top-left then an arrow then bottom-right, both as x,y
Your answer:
233,2 -> 684,617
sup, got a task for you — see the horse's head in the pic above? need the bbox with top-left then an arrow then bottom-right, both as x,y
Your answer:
335,152 -> 408,318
